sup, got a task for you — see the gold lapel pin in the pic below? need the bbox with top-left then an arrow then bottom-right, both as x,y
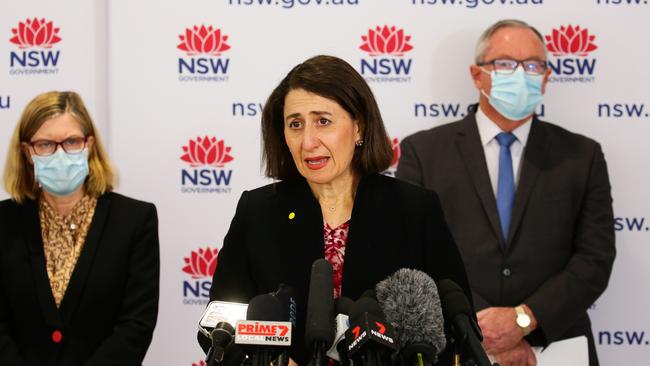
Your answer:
288,212 -> 296,220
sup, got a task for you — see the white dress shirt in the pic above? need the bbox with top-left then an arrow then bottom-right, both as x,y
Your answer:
475,106 -> 532,196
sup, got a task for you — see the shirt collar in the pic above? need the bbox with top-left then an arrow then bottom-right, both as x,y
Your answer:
475,105 -> 532,147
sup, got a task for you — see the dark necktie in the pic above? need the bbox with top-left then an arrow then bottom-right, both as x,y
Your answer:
496,132 -> 517,241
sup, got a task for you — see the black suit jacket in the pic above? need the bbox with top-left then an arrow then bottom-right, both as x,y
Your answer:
0,192 -> 160,366
397,113 -> 616,356
208,173 -> 472,365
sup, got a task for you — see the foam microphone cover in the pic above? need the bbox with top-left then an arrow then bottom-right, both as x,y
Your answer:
376,269 -> 446,356
335,297 -> 354,316
349,296 -> 385,322
273,284 -> 297,327
246,293 -> 284,321
436,279 -> 472,321
436,279 -> 480,344
305,258 -> 335,349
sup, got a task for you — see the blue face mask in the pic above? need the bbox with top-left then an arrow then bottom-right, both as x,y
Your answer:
33,149 -> 89,196
481,67 -> 543,121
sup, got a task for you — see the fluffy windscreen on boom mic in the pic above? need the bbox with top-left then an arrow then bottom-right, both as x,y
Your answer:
305,258 -> 335,349
376,269 -> 446,361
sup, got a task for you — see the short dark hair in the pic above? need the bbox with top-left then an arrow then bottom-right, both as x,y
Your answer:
261,55 -> 393,180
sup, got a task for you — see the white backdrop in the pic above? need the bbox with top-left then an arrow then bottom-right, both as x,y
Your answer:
1,1 -> 649,365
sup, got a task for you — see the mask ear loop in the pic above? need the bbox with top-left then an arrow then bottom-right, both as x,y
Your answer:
479,67 -> 493,100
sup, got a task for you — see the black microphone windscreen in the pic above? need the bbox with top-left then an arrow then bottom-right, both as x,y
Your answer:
246,294 -> 283,321
360,288 -> 377,300
376,268 -> 446,358
335,297 -> 354,315
273,284 -> 297,326
349,297 -> 384,322
305,258 -> 335,349
436,279 -> 472,319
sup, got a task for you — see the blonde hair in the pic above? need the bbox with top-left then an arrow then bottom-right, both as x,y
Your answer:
3,91 -> 116,203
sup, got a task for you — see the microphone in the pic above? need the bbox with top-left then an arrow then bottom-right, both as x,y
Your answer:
375,268 -> 446,366
271,284 -> 297,328
199,301 -> 249,339
305,259 -> 335,366
326,296 -> 354,364
437,279 -> 494,366
206,322 -> 236,366
236,294 -> 292,366
270,284 -> 297,366
345,297 -> 397,366
198,300 -> 249,362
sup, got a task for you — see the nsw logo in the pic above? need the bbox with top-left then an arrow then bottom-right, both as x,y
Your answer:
545,25 -> 598,83
359,25 -> 413,83
9,18 -> 62,75
192,361 -> 207,366
177,24 -> 231,82
180,136 -> 234,194
382,137 -> 400,177
182,247 -> 218,305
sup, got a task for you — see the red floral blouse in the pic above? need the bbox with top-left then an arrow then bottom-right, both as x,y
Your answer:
323,220 -> 349,299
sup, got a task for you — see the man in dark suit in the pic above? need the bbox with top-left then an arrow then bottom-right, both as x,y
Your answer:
397,19 -> 615,366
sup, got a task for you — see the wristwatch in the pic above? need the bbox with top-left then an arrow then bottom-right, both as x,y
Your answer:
515,305 -> 532,336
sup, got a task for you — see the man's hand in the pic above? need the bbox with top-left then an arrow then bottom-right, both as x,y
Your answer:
492,339 -> 537,366
477,307 -> 524,354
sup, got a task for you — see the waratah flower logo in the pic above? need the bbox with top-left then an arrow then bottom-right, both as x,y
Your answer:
182,247 -> 218,279
192,361 -> 207,366
177,25 -> 230,56
181,136 -> 234,167
360,25 -> 413,56
9,18 -> 62,49
390,137 -> 400,168
545,25 -> 597,56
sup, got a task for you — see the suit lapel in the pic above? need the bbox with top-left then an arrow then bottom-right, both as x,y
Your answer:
455,115 -> 505,245
508,118 -> 548,245
21,199 -> 62,328
275,180 -> 324,272
58,194 -> 111,324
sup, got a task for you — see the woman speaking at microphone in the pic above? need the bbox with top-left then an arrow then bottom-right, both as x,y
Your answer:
0,91 -> 159,365
208,55 -> 471,365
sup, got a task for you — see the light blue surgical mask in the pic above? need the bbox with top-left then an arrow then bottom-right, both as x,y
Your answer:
33,148 -> 89,196
481,67 -> 543,121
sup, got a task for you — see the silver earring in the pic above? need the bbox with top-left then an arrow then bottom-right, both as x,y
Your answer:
355,140 -> 364,147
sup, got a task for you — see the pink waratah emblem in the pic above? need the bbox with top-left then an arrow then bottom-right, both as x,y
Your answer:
10,18 -> 61,49
181,136 -> 234,167
183,247 -> 218,279
545,25 -> 597,56
390,137 -> 400,168
177,25 -> 231,56
360,25 -> 413,56
193,361 -> 207,366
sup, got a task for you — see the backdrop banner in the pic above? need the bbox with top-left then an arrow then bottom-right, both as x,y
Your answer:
1,1 -> 648,365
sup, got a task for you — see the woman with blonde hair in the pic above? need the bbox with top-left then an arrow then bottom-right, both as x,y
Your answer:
0,91 -> 159,365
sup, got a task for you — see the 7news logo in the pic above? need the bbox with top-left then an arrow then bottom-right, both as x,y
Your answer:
359,25 -> 413,83
8,18 -> 62,75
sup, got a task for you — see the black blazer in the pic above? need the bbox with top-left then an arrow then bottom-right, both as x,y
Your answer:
0,192 -> 160,366
208,173 -> 472,365
397,113 -> 616,358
